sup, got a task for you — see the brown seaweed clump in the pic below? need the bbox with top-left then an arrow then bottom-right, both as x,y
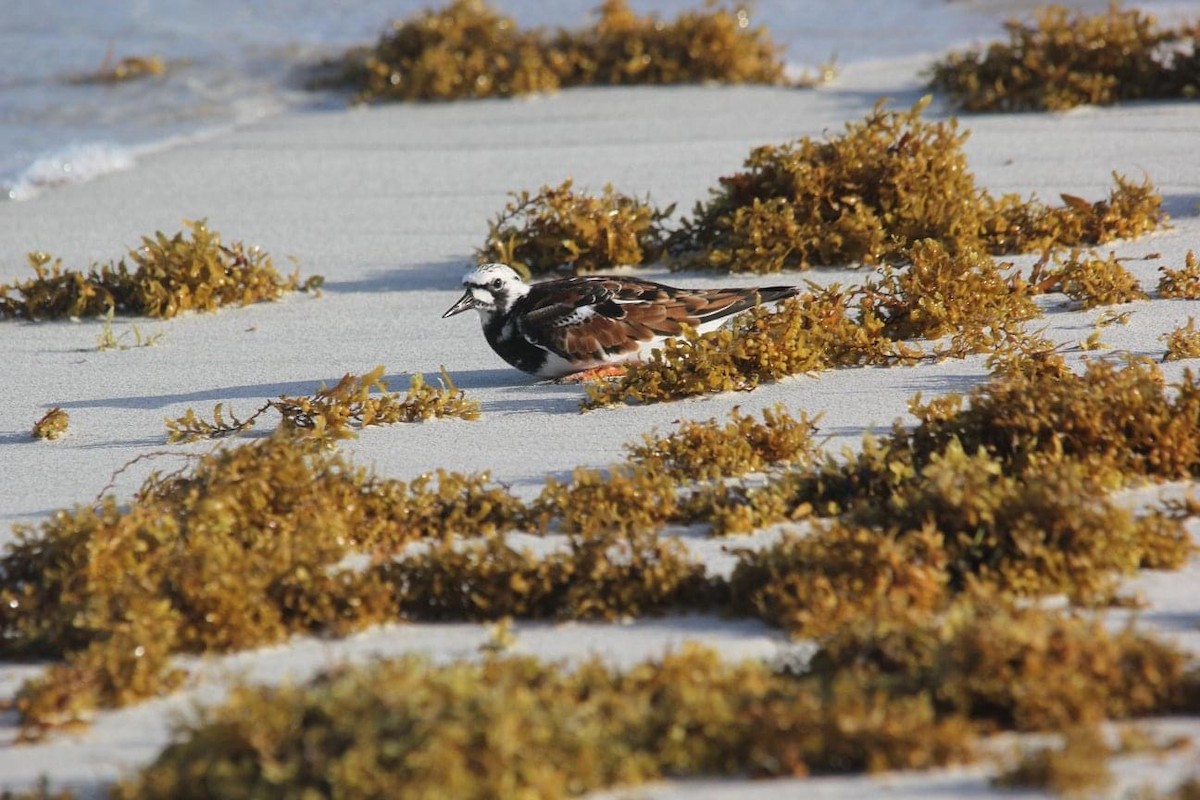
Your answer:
0,433 -> 523,736
166,365 -> 480,443
981,174 -> 1164,255
5,356 -> 1200,746
733,355 -> 1200,530
729,523 -> 950,637
1141,780 -> 1200,800
469,100 -> 1162,288
992,726 -> 1114,797
0,220 -> 321,321
1158,250 -> 1200,299
343,0 -> 560,102
681,356 -> 1198,598
552,0 -> 786,88
624,404 -> 821,481
856,449 -> 1181,601
667,98 -> 1164,273
1163,318 -> 1200,362
343,0 -> 788,103
385,524 -> 714,622
907,355 -> 1200,482
530,465 -> 684,538
729,446 -> 1188,609
859,239 -> 1042,343
70,54 -> 167,85
669,97 -> 983,271
811,599 -> 1192,732
113,645 -> 974,800
580,286 -> 921,409
476,180 -> 674,277
1032,249 -> 1150,309
111,595 -> 1198,799
31,408 -> 69,441
928,4 -> 1200,112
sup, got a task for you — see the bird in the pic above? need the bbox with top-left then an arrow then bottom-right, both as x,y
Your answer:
442,263 -> 801,381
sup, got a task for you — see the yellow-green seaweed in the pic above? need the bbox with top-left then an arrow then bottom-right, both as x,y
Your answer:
112,645 -> 975,800
31,408 -> 69,441
0,433 -> 522,735
0,220 -> 321,321
166,365 -> 479,443
1159,250 -> 1200,299
929,4 -> 1200,112
339,0 -> 788,103
666,98 -> 1164,273
1164,317 -> 1200,362
476,179 -> 673,278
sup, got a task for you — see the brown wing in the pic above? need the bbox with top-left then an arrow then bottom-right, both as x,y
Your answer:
515,276 -> 799,362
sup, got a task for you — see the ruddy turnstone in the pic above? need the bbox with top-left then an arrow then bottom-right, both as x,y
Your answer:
442,263 -> 800,380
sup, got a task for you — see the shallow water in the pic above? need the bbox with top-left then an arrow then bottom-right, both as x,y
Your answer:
2,0 -> 1192,200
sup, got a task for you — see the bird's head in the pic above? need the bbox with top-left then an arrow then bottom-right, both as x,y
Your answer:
442,263 -> 530,320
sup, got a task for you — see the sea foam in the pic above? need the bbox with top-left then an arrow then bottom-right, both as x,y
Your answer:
4,142 -> 136,202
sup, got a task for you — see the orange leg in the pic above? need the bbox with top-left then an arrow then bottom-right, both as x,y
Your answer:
557,364 -> 628,384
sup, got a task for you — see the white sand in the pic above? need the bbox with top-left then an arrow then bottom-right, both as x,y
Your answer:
2,41 -> 1199,800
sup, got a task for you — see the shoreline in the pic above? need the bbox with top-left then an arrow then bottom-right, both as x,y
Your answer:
8,0 -> 1198,203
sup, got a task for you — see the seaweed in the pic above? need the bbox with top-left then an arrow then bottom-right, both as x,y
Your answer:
0,433 -> 522,736
1137,780 -> 1200,800
908,356 -> 1200,482
1158,250 -> 1200,299
666,98 -> 1164,274
1032,249 -> 1150,309
529,465 -> 681,538
993,726 -> 1114,797
31,408 -> 69,441
729,523 -> 950,637
7,357 -> 1200,742
929,4 -> 1200,112
273,366 -> 479,438
339,0 -> 789,103
1163,317 -> 1200,362
112,645 -> 974,800
95,308 -> 165,351
858,446 -> 1182,601
385,525 -> 715,622
165,365 -> 479,443
669,356 -> 1200,601
164,403 -> 260,443
732,356 -> 1200,528
983,174 -> 1164,254
811,599 -> 1192,732
551,0 -> 787,88
624,404 -> 821,482
343,0 -> 559,103
0,220 -> 321,321
725,441 -> 1190,606
476,179 -> 674,278
70,54 -> 166,85
669,97 -> 982,271
859,238 -> 1041,343
111,594 -> 1198,798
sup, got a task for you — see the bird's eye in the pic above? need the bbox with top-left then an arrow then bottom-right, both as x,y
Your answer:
491,278 -> 502,289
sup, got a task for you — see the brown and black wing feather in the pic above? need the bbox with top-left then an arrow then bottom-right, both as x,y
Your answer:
515,276 -> 799,363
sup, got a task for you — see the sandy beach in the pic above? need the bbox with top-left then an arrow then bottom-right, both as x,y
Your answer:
2,13 -> 1199,797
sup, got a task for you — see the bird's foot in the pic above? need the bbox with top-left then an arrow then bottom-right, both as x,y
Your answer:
556,365 -> 628,384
